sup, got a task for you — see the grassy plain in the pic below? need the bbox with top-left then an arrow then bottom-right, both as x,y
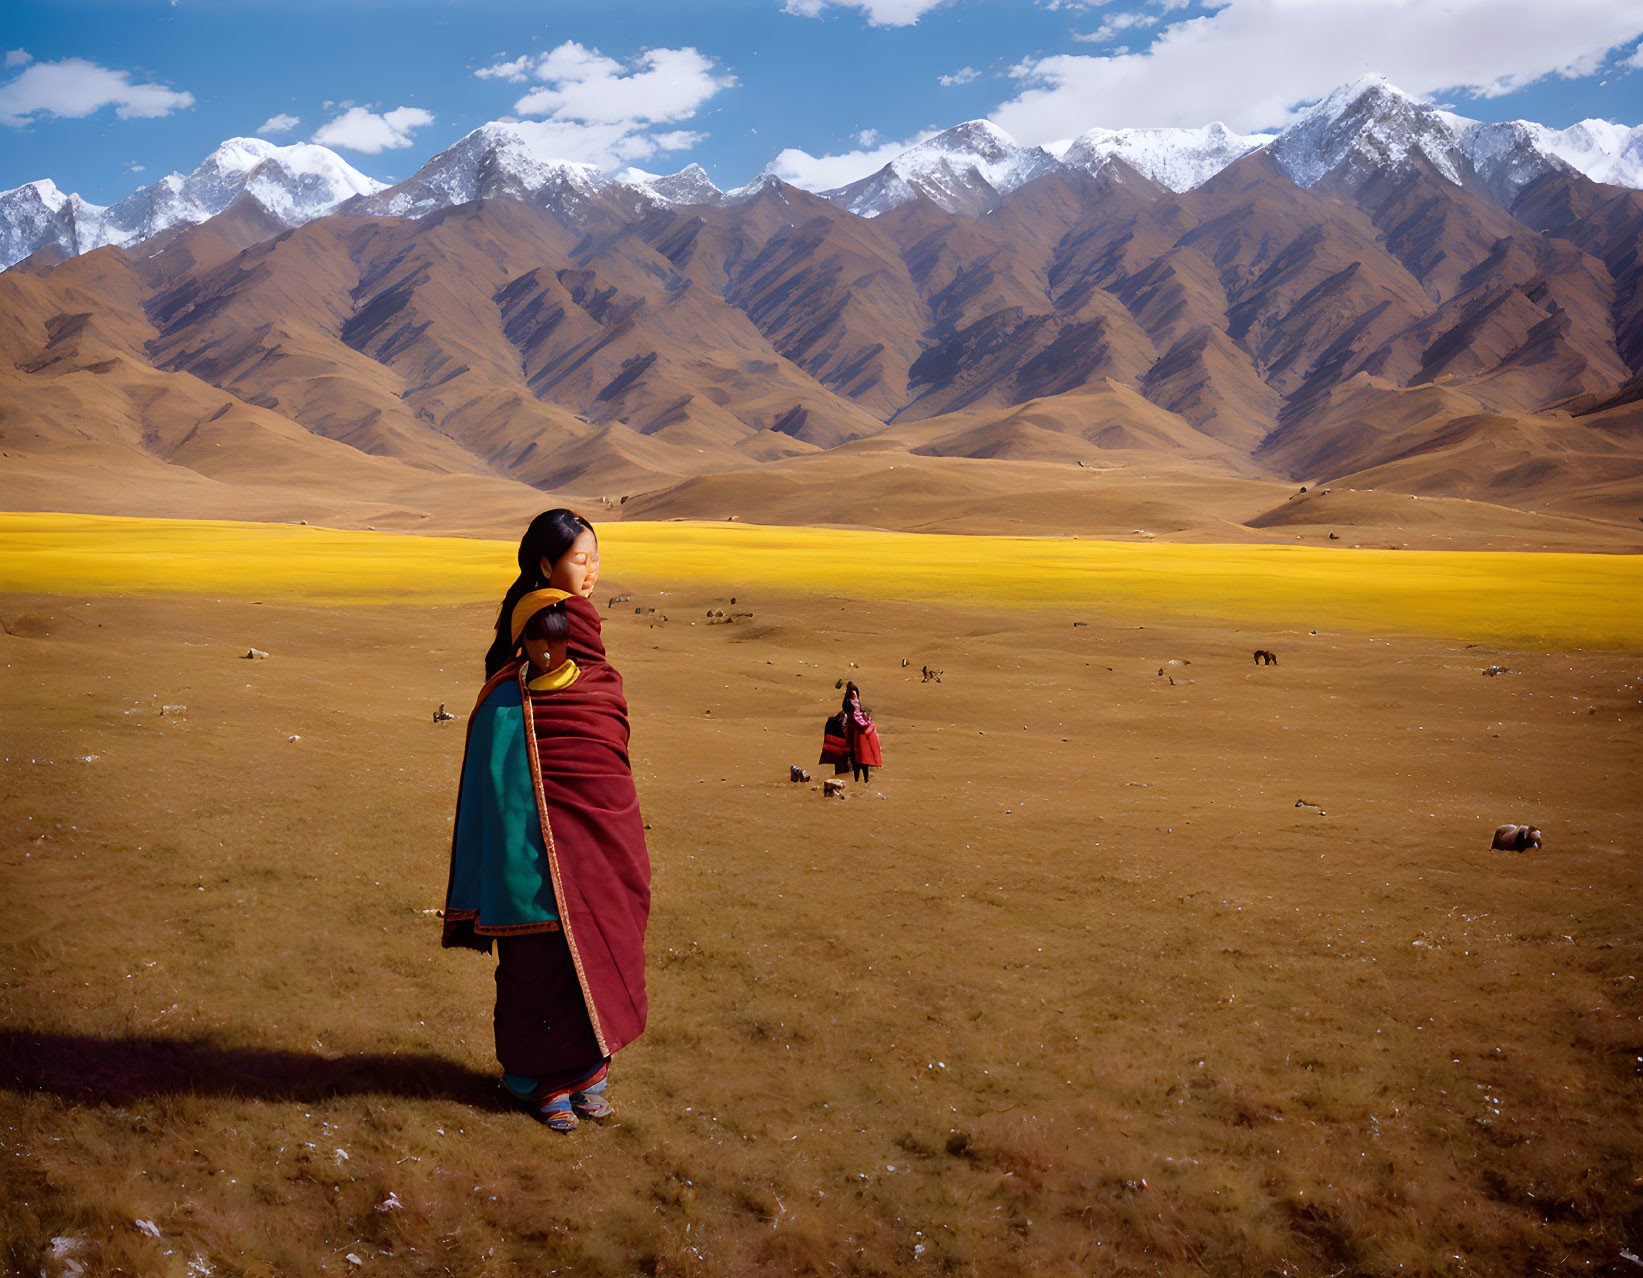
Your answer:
3,513 -> 1641,648
3,515 -> 1641,1276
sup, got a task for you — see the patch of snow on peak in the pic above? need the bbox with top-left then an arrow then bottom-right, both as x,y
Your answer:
610,163 -> 722,207
724,172 -> 791,204
364,122 -> 604,218
1459,115 -> 1643,197
1536,119 -> 1643,188
1269,76 -> 1467,188
1062,121 -> 1272,192
822,120 -> 1060,216
24,179 -> 69,213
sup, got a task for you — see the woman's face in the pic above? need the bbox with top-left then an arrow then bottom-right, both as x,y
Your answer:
543,528 -> 599,597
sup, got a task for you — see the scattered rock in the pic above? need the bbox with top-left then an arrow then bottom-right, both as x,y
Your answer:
823,778 -> 845,798
288,735 -> 301,743
432,704 -> 455,723
1481,665 -> 1514,676
243,648 -> 268,660
133,1219 -> 161,1239
160,704 -> 186,716
377,1192 -> 404,1212
790,765 -> 810,783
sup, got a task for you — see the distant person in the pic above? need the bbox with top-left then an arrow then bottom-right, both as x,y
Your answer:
819,705 -> 851,776
842,680 -> 883,784
441,509 -> 650,1132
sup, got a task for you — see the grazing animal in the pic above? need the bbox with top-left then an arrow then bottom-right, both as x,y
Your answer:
1253,649 -> 1278,665
823,778 -> 845,798
790,765 -> 810,783
1492,824 -> 1542,852
433,703 -> 456,723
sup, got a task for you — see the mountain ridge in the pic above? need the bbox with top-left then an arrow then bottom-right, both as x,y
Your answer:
4,77 -> 1641,271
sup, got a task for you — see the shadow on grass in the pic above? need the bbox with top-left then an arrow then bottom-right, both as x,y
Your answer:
0,1028 -> 503,1109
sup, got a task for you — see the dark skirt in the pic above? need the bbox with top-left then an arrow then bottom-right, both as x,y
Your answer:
494,930 -> 605,1087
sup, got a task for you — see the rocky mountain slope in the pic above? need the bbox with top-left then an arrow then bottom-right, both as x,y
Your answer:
2,77 -> 1640,537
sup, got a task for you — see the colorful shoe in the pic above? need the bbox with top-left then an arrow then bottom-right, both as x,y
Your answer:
571,1077 -> 614,1120
531,1093 -> 579,1133
502,1077 -> 579,1132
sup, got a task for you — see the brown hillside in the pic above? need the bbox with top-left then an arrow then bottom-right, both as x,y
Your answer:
1,150 -> 1641,541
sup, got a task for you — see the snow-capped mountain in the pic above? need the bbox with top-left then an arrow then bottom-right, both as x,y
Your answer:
1058,121 -> 1273,193
819,120 -> 1062,217
347,122 -> 607,222
1461,117 -> 1643,199
346,123 -> 726,226
5,79 -> 1642,271
1267,76 -> 1470,187
1265,76 -> 1643,199
610,163 -> 723,209
0,180 -> 80,269
0,137 -> 382,269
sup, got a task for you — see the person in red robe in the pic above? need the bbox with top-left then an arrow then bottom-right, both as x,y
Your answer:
842,680 -> 883,784
442,510 -> 650,1132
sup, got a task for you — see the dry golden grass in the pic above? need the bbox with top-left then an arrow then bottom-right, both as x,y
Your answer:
3,517 -> 1641,1276
3,513 -> 1640,649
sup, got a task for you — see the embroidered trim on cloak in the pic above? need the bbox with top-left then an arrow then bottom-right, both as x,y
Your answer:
518,662 -> 610,1055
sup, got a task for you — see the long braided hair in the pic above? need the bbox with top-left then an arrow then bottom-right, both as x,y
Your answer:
484,508 -> 595,678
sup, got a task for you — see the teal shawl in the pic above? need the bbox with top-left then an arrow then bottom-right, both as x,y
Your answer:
444,676 -> 559,947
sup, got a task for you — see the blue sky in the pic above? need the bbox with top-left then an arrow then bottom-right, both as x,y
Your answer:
3,0 -> 1642,204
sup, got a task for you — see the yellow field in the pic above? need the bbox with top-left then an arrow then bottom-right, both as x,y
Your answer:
2,512 -> 1639,649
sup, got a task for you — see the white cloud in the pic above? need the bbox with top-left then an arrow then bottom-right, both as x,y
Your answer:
1073,10 -> 1157,43
257,112 -> 301,136
782,0 -> 952,26
513,43 -> 729,124
992,0 -> 1643,138
479,41 -> 732,170
4,49 -> 31,69
0,56 -> 193,127
1632,43 -> 1643,69
939,66 -> 981,86
766,128 -> 940,190
495,119 -> 704,168
476,55 -> 532,84
311,105 -> 433,154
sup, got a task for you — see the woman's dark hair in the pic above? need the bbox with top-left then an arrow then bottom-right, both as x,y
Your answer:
841,680 -> 860,712
484,509 -> 595,677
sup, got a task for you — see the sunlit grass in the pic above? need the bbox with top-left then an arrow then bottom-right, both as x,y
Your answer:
2,512 -> 1639,649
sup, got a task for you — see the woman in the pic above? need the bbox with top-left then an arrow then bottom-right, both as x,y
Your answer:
842,681 -> 883,784
442,509 -> 650,1132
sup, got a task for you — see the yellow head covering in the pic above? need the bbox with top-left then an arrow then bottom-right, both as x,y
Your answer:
510,588 -> 573,646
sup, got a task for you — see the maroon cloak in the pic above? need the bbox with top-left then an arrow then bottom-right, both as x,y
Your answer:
444,594 -> 650,1067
